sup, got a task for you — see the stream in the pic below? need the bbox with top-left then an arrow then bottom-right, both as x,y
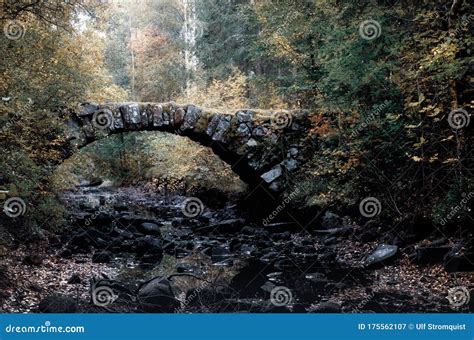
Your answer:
1,186 -> 469,313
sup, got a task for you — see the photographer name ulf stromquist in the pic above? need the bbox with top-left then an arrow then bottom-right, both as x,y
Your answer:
417,323 -> 467,331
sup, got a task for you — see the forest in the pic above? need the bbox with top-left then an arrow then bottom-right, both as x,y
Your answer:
0,0 -> 472,314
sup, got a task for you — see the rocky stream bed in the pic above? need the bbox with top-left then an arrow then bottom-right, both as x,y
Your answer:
0,186 -> 472,313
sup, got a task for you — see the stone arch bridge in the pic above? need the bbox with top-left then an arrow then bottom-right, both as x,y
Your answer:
65,102 -> 312,193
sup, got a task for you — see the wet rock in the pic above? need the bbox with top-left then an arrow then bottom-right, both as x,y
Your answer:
287,147 -> 298,158
69,229 -> 108,250
282,158 -> 298,171
314,226 -> 354,237
92,251 -> 112,263
241,226 -> 255,235
272,231 -> 291,241
112,227 -> 134,240
134,236 -> 163,256
293,245 -> 314,254
39,295 -> 78,313
139,253 -> 163,267
246,138 -> 258,147
364,244 -> 398,268
261,165 -> 282,183
323,236 -> 338,245
175,248 -> 191,258
137,277 -> 179,312
241,244 -> 256,256
208,218 -> 245,233
176,263 -> 197,273
163,241 -> 176,254
67,273 -> 82,284
274,259 -> 294,270
137,222 -> 161,236
197,211 -> 212,223
259,249 -> 278,262
213,258 -> 234,267
320,211 -> 342,229
211,245 -> 231,263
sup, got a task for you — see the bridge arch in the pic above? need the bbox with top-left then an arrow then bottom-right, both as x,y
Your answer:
64,102 -> 307,193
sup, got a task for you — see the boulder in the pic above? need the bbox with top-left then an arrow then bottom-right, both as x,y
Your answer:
134,236 -> 163,255
137,277 -> 179,312
320,211 -> 342,229
240,226 -> 255,235
211,245 -> 231,263
364,244 -> 398,268
260,165 -> 282,183
137,222 -> 161,236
